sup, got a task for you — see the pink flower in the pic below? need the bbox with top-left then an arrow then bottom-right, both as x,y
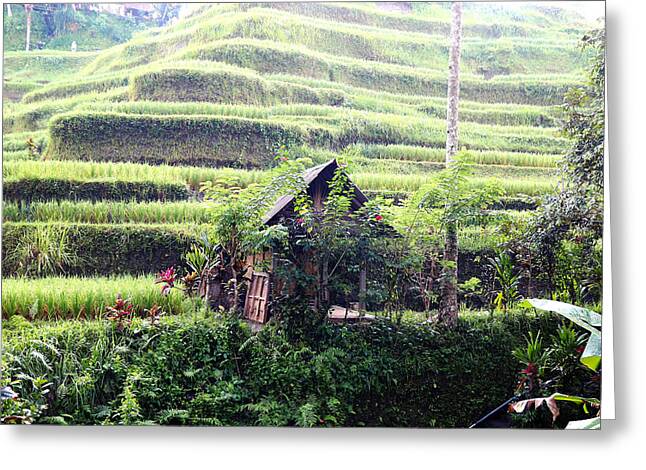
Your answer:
156,267 -> 177,296
157,267 -> 176,284
296,217 -> 304,225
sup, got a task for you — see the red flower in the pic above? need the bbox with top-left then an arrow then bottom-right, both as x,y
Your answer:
576,345 -> 585,354
375,214 -> 383,221
296,217 -> 304,225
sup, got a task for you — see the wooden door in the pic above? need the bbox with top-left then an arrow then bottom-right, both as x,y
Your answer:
244,272 -> 270,323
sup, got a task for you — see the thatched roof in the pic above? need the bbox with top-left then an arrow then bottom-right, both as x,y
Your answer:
262,159 -> 368,225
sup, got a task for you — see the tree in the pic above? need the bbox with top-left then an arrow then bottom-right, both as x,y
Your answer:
523,29 -> 605,300
24,4 -> 33,51
406,158 -> 502,319
199,157 -> 307,311
439,1 -> 464,326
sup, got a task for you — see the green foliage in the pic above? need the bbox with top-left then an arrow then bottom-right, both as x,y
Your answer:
510,300 -> 602,429
523,299 -> 601,371
1,311 -> 558,426
183,38 -> 578,106
522,30 -> 604,299
4,201 -> 211,225
2,222 -> 197,277
489,252 -> 522,312
46,112 -> 308,168
415,158 -> 504,228
2,4 -> 144,52
2,178 -> 189,203
2,276 -> 187,320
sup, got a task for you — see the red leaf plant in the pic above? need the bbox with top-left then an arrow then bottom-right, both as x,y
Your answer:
105,295 -> 135,329
155,266 -> 177,296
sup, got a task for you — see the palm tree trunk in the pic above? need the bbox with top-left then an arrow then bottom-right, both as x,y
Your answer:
25,4 -> 33,51
439,1 -> 463,327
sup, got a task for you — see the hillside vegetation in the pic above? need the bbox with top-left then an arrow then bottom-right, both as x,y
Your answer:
3,1 -> 594,278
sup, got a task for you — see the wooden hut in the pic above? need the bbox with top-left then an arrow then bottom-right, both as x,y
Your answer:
242,159 -> 370,326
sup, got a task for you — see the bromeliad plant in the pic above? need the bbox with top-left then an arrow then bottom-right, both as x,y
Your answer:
509,299 -> 602,429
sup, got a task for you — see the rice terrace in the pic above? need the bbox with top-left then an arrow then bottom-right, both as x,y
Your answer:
1,2 -> 605,428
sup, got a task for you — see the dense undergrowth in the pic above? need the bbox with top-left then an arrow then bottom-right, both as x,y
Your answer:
1,309 -> 558,427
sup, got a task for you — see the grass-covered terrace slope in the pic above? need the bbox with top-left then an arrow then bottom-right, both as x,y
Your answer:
5,160 -> 556,201
24,44 -> 577,107
3,87 -> 129,133
179,38 -> 579,105
1,220 -> 518,280
127,62 -> 562,127
44,106 -> 566,167
3,50 -> 99,83
45,112 -> 308,167
2,50 -> 100,102
2,222 -> 198,277
14,60 -> 562,131
251,2 -> 589,40
80,7 -> 587,77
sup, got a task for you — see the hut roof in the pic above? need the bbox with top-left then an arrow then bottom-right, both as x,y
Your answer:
262,159 -> 368,225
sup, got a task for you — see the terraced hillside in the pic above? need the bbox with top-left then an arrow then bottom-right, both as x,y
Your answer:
3,1 -> 595,283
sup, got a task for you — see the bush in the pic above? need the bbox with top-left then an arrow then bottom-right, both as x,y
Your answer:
46,112 -> 309,168
2,222 -> 197,276
0,311 -> 558,426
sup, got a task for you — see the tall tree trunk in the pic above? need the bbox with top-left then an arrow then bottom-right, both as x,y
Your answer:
439,2 -> 463,327
24,4 -> 33,51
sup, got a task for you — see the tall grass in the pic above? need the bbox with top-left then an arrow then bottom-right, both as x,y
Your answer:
4,159 -> 557,197
2,130 -> 48,152
4,201 -> 211,225
3,160 -> 268,191
351,172 -> 556,195
350,144 -> 561,168
1,275 -> 187,320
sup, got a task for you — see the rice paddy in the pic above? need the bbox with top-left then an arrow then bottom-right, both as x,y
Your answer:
2,1 -> 589,284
